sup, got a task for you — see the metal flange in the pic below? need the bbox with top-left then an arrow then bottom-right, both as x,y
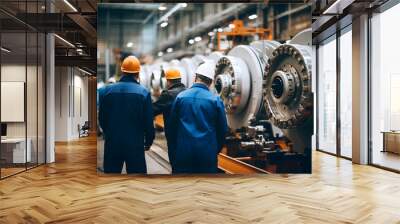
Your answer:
215,56 -> 250,114
263,44 -> 312,129
208,51 -> 224,63
250,40 -> 281,60
215,45 -> 268,129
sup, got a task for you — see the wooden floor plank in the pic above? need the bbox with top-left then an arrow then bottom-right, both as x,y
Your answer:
0,135 -> 399,223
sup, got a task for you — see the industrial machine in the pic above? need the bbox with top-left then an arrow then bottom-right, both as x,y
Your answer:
214,29 -> 312,173
149,62 -> 168,99
214,43 -> 270,129
263,28 -> 313,156
148,54 -> 211,96
139,64 -> 152,90
144,29 -> 312,173
207,51 -> 224,63
186,54 -> 207,87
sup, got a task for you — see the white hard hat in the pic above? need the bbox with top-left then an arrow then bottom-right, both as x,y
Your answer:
195,60 -> 215,81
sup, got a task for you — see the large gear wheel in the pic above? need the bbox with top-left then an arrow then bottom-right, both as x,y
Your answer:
263,44 -> 312,129
214,44 -> 277,130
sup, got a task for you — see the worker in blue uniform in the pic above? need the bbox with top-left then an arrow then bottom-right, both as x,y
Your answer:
99,56 -> 155,174
167,61 -> 228,173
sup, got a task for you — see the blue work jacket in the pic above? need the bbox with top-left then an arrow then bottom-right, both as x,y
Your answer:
99,75 -> 155,172
167,83 -> 228,173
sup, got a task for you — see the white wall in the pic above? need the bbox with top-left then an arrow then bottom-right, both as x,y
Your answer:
55,67 -> 89,141
55,66 -> 69,141
1,65 -> 40,137
1,64 -> 46,164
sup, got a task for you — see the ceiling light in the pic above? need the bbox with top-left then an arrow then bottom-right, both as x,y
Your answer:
194,36 -> 202,42
248,14 -> 257,20
54,34 -> 75,48
158,5 -> 167,11
180,3 -> 188,8
41,5 -> 46,10
126,42 -> 133,48
188,39 -> 194,44
160,21 -> 168,28
78,68 -> 92,76
1,47 -> 11,53
166,48 -> 173,53
158,51 -> 163,57
229,23 -> 235,29
76,48 -> 83,52
63,0 -> 78,12
208,32 -> 214,36
217,28 -> 223,32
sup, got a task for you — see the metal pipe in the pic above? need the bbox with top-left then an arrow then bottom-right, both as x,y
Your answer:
155,3 -> 250,53
158,4 -> 185,23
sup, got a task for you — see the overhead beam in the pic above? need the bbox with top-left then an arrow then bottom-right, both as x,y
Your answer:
55,55 -> 96,72
67,14 -> 97,38
155,3 -> 250,53
158,4 -> 184,23
98,3 -> 161,11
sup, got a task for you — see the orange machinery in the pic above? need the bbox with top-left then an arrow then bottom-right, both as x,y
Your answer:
217,19 -> 273,51
154,114 -> 164,129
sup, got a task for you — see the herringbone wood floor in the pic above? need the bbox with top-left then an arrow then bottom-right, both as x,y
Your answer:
1,136 -> 400,223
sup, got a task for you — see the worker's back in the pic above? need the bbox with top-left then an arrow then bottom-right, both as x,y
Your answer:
99,75 -> 154,173
100,75 -> 153,143
167,83 -> 228,173
174,84 -> 220,138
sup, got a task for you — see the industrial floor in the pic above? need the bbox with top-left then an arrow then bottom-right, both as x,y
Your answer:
0,136 -> 400,223
97,132 -> 171,174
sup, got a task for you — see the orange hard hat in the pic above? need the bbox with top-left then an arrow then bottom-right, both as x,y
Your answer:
121,56 -> 140,74
165,68 -> 181,80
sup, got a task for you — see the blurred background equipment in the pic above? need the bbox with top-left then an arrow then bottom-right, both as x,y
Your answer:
97,3 -> 311,83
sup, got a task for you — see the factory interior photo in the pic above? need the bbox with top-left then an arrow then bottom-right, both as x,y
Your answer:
97,2 -> 313,174
0,0 -> 400,223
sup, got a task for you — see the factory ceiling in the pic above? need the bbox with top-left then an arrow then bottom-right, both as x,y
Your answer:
312,0 -> 389,44
0,0 -> 97,74
99,0 -> 309,3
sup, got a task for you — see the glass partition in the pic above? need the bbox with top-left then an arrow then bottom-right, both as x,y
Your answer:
1,30 -> 28,177
339,27 -> 352,158
370,3 -> 400,171
0,1 -> 46,179
317,35 -> 337,154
